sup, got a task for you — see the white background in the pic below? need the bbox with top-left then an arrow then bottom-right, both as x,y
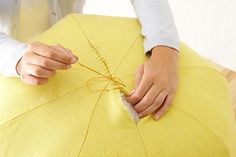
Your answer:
84,0 -> 236,71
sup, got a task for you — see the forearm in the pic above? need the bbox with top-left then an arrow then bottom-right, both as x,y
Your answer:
0,32 -> 27,77
131,0 -> 180,53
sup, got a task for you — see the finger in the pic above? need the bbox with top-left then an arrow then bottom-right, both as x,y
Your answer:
30,42 -> 77,64
154,94 -> 174,120
133,84 -> 162,113
52,44 -> 77,58
126,90 -> 135,97
125,64 -> 144,101
52,45 -> 71,55
139,90 -> 168,118
135,64 -> 144,89
21,74 -> 48,85
127,73 -> 153,105
26,53 -> 71,70
25,64 -> 55,78
53,45 -> 79,63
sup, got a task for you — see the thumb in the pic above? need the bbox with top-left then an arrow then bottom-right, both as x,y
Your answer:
126,64 -> 144,103
135,64 -> 144,89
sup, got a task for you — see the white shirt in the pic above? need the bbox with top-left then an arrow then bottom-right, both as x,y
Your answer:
0,0 -> 179,77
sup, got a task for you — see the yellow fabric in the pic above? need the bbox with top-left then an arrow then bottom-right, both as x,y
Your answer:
0,14 -> 236,157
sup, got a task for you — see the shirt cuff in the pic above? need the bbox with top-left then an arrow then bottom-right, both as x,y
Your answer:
7,44 -> 27,77
0,33 -> 28,77
143,32 -> 180,54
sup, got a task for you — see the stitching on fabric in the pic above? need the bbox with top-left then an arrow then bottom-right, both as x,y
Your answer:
71,18 -> 130,95
71,15 -> 145,157
58,42 -> 128,94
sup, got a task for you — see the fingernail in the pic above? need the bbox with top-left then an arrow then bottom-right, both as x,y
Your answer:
139,113 -> 143,118
67,65 -> 71,69
128,90 -> 135,96
155,115 -> 160,121
66,50 -> 73,55
74,55 -> 78,60
70,57 -> 77,63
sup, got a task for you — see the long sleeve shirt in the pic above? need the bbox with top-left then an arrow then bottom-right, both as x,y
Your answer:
0,0 -> 179,77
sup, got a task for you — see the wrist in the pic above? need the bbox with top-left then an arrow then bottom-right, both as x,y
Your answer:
151,46 -> 179,58
149,46 -> 179,64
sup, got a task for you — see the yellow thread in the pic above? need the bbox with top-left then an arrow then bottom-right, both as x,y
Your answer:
77,62 -> 129,96
86,76 -> 109,92
58,42 -> 129,95
70,16 -> 142,157
66,16 -> 135,96
88,41 -> 112,77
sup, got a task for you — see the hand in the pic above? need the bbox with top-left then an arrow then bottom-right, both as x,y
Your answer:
16,42 -> 78,85
126,46 -> 179,120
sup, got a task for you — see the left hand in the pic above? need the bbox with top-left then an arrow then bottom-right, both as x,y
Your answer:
126,46 -> 179,120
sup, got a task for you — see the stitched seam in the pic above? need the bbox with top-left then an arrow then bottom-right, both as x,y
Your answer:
172,105 -> 230,157
136,126 -> 149,157
76,82 -> 111,156
179,66 -> 225,78
0,84 -> 88,128
71,14 -> 144,156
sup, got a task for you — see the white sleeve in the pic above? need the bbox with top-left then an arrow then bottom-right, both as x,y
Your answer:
131,0 -> 180,53
0,32 -> 27,77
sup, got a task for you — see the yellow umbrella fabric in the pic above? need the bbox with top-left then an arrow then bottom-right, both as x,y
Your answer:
0,14 -> 236,157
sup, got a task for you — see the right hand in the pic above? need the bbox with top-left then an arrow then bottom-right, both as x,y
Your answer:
16,42 -> 78,85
